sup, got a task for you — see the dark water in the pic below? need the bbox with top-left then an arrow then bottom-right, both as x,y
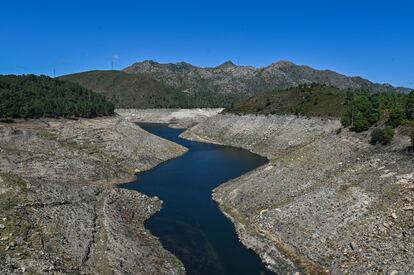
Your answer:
121,123 -> 272,275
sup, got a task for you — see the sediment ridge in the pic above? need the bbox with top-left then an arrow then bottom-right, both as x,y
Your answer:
181,114 -> 414,274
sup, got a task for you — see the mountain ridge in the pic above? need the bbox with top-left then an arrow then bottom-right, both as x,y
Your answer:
124,60 -> 411,95
60,60 -> 411,109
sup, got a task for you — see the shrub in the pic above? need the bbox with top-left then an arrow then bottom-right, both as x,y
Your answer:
352,111 -> 370,132
370,127 -> 395,145
382,127 -> 395,145
370,128 -> 383,145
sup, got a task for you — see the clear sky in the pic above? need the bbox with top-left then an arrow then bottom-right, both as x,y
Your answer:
1,0 -> 413,88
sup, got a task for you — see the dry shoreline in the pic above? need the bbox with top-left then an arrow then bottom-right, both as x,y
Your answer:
181,113 -> 414,274
116,108 -> 223,128
2,110 -> 412,274
0,116 -> 187,274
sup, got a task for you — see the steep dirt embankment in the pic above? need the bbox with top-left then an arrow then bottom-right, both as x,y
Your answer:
0,117 -> 187,274
181,114 -> 414,274
116,108 -> 223,128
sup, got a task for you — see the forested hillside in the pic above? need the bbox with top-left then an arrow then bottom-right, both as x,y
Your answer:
0,74 -> 114,118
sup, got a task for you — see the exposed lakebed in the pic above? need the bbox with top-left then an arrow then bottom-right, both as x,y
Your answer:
121,123 -> 272,275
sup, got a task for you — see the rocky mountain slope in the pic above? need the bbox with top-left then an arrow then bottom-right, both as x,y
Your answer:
124,60 -> 411,96
181,114 -> 414,274
0,117 -> 187,274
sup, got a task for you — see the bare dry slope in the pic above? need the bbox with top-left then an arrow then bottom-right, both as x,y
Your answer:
181,114 -> 414,274
0,117 -> 187,274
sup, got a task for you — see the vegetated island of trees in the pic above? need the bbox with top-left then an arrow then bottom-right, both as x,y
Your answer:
0,74 -> 114,119
226,83 -> 414,146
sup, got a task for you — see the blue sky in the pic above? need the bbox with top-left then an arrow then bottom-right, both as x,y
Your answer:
1,0 -> 413,87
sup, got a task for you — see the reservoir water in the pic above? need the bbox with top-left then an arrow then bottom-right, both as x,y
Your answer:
121,123 -> 272,275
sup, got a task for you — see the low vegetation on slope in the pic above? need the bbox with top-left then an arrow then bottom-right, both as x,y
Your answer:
0,74 -> 114,118
60,70 -> 241,108
226,84 -> 347,117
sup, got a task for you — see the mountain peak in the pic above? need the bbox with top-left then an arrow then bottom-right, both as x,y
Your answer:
175,61 -> 196,68
217,61 -> 237,69
140,60 -> 159,65
270,60 -> 297,68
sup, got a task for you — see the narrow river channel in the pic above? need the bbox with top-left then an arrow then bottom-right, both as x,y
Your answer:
121,123 -> 272,275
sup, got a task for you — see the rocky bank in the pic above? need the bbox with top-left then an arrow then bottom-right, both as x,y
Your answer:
181,114 -> 414,274
0,117 -> 187,274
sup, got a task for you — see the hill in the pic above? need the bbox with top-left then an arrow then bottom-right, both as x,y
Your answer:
225,84 -> 347,117
60,70 -> 239,108
0,74 -> 114,118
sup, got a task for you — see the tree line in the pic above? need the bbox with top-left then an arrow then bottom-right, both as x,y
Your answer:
340,90 -> 414,145
0,74 -> 114,119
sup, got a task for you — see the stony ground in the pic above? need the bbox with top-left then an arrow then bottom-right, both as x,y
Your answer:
182,114 -> 414,274
0,117 -> 187,274
116,108 -> 223,128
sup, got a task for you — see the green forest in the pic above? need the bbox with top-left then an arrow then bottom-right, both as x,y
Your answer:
0,74 -> 114,119
340,90 -> 414,145
340,90 -> 414,131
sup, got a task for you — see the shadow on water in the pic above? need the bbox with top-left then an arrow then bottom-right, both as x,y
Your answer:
121,123 -> 273,275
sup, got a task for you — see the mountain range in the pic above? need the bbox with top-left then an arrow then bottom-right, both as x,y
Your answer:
61,60 -> 411,108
